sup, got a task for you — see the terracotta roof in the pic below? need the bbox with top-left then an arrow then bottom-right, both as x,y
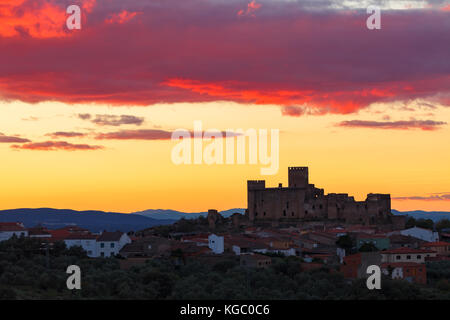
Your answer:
421,241 -> 450,248
382,247 -> 436,254
0,222 -> 26,232
27,227 -> 51,236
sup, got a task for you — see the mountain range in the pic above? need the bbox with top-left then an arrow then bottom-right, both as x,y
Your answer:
0,208 -> 448,233
0,208 -> 175,233
391,209 -> 450,222
132,208 -> 246,220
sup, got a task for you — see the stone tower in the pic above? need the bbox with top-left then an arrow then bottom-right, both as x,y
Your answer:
288,167 -> 309,188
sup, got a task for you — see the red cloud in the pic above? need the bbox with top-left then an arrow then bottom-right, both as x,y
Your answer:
0,0 -> 97,39
337,119 -> 447,131
11,141 -> 103,151
0,0 -> 66,38
238,0 -> 262,17
0,0 -> 449,115
105,10 -> 140,24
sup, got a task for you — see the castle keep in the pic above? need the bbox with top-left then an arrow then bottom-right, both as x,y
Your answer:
247,167 -> 395,225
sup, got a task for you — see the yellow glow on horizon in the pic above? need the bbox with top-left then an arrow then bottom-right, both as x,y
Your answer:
0,99 -> 449,213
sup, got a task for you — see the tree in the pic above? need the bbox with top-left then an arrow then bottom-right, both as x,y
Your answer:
359,242 -> 378,252
405,217 -> 417,229
436,219 -> 450,232
336,235 -> 354,251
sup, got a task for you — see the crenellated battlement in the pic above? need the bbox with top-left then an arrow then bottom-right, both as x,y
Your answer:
247,167 -> 393,225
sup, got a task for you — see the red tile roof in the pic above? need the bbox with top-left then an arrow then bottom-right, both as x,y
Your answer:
382,247 -> 436,254
421,241 -> 450,248
0,222 -> 26,232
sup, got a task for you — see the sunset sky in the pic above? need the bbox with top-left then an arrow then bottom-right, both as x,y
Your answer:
0,0 -> 449,213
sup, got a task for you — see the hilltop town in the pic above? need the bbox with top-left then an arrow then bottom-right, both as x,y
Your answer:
1,167 -> 450,298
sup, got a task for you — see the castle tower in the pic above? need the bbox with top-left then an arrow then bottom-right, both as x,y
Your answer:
247,180 -> 265,221
288,167 -> 309,188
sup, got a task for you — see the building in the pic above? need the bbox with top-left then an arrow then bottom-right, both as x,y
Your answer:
27,226 -> 52,239
119,236 -> 173,258
64,234 -> 99,257
208,234 -> 224,254
420,242 -> 450,256
388,234 -> 425,249
240,254 -> 272,268
381,247 -> 437,264
395,227 -> 439,243
96,231 -> 131,257
229,237 -> 267,255
340,252 -> 382,279
356,234 -> 390,251
0,222 -> 28,241
381,262 -> 427,284
248,167 -> 399,225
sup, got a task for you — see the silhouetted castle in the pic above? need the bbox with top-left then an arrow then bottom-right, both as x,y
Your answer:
248,167 -> 403,226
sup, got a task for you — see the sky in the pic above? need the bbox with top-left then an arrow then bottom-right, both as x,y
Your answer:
0,0 -> 449,213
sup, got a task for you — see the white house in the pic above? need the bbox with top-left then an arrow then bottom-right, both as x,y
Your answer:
96,231 -> 131,257
0,222 -> 28,242
64,234 -> 99,257
208,234 -> 224,254
398,227 -> 439,242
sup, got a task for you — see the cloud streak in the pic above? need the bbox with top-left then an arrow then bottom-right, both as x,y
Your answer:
0,133 -> 30,143
46,132 -> 87,138
393,193 -> 450,201
337,119 -> 447,131
11,141 -> 104,151
95,129 -> 243,140
78,114 -> 145,126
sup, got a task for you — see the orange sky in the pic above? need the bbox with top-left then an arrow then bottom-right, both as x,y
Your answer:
0,100 -> 449,213
0,1 -> 449,213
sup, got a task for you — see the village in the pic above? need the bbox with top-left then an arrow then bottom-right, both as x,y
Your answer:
1,206 -> 449,286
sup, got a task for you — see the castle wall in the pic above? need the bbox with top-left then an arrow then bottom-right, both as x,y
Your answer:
248,167 -> 394,225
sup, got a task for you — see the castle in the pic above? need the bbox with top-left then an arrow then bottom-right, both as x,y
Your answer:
247,167 -> 402,226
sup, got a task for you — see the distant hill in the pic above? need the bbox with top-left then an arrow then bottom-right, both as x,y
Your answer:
0,208 -> 175,233
3,207 -> 447,233
133,208 -> 246,220
392,209 -> 450,222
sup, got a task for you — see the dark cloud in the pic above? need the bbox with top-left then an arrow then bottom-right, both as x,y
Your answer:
95,129 -> 242,140
281,106 -> 306,117
78,113 -> 92,120
393,193 -> 450,201
46,132 -> 87,138
91,114 -> 145,126
0,1 -> 447,115
337,119 -> 447,130
95,129 -> 172,140
0,133 -> 31,143
11,141 -> 104,151
78,114 -> 145,126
